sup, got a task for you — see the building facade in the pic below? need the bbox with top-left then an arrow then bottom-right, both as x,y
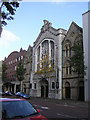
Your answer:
3,48 -> 26,93
0,61 -> 2,90
62,22 -> 84,101
23,45 -> 33,94
30,20 -> 67,99
82,10 -> 90,102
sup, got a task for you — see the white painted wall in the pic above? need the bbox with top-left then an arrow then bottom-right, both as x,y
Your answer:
82,10 -> 90,102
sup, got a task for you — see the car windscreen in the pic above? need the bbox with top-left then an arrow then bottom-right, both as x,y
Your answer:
2,100 -> 38,119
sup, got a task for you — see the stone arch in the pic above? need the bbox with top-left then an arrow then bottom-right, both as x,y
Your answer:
39,78 -> 48,98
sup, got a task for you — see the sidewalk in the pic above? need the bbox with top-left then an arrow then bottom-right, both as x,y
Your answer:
31,97 -> 89,108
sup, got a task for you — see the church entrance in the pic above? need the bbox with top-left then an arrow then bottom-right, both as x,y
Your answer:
41,86 -> 44,97
39,79 -> 48,98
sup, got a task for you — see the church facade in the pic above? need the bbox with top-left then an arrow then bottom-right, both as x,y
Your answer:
30,20 -> 67,99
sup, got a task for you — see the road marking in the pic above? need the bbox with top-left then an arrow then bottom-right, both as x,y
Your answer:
56,104 -> 75,108
34,104 -> 49,110
64,104 -> 75,108
57,113 -> 77,118
41,106 -> 49,110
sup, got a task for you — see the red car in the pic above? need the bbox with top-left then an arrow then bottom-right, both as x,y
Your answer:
0,98 -> 48,120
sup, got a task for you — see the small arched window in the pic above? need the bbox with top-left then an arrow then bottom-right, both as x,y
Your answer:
52,82 -> 55,89
66,46 -> 68,57
66,65 -> 68,75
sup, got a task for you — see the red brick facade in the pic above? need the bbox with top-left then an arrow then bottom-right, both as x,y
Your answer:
3,48 -> 26,84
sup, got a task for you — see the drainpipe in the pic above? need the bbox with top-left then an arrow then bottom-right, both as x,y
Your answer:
62,41 -> 63,100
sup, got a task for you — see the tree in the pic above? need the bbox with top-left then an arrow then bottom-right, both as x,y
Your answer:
70,43 -> 87,100
0,0 -> 20,37
36,54 -> 55,79
2,63 -> 7,82
70,44 -> 86,76
16,62 -> 26,91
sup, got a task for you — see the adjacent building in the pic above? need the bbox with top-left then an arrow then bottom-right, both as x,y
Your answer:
82,10 -> 90,102
0,61 -> 2,90
62,22 -> 84,101
3,48 -> 26,93
23,45 -> 33,94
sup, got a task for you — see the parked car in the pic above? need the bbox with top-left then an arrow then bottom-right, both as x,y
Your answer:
5,91 -> 13,96
0,98 -> 48,120
15,92 -> 30,99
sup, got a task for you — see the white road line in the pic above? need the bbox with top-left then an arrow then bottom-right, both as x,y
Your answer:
64,104 -> 75,108
56,104 -> 75,108
57,113 -> 77,118
41,106 -> 49,110
34,104 -> 49,110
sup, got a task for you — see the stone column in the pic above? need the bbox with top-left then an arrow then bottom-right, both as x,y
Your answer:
14,84 -> 16,93
35,49 -> 37,72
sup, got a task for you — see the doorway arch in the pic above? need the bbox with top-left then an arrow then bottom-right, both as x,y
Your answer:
79,81 -> 84,101
39,78 -> 48,98
65,82 -> 70,99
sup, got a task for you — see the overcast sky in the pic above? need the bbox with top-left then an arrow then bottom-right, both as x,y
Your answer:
0,1 -> 88,61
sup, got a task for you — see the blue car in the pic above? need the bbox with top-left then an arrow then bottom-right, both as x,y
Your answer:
15,92 -> 30,99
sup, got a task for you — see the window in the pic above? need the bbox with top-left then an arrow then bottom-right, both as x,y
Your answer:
66,46 -> 68,57
30,83 -> 32,89
21,56 -> 23,60
34,83 -> 36,89
66,66 -> 68,75
37,47 -> 40,62
15,66 -> 17,71
69,47 -> 71,57
69,66 -> 72,74
19,57 -> 20,61
52,82 -> 55,89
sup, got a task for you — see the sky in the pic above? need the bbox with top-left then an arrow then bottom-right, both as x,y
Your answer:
0,1 -> 88,61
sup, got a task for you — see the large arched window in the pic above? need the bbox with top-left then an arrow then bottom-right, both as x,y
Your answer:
42,40 -> 49,57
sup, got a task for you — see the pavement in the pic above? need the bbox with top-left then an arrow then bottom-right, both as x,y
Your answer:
30,97 -> 89,108
2,95 -> 89,108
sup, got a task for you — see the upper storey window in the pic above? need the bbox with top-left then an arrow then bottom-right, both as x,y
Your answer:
21,56 -> 23,60
65,45 -> 71,57
42,40 -> 49,58
66,46 -> 68,57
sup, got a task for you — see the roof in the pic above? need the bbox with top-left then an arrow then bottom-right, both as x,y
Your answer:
0,98 -> 25,102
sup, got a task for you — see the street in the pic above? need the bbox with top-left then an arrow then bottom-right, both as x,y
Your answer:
2,96 -> 88,120
29,97 -> 88,120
